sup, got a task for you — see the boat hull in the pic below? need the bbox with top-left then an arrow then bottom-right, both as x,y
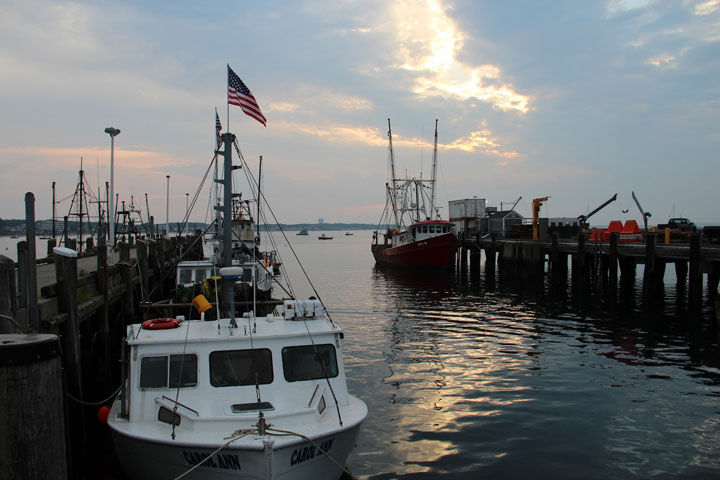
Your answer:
372,232 -> 457,269
110,421 -> 363,480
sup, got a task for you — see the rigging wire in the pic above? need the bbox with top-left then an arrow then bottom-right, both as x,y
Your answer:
230,139 -> 343,424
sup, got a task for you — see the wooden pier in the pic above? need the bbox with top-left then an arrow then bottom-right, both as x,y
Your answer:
0,232 -> 204,478
458,232 -> 720,309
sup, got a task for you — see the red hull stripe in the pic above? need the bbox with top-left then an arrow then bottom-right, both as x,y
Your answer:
372,233 -> 457,268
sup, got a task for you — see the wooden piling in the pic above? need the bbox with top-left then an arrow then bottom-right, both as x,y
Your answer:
689,234 -> 702,309
54,248 -> 82,399
24,193 -> 38,331
96,237 -> 110,393
550,232 -> 559,282
53,247 -> 87,466
16,241 -> 27,310
119,260 -> 136,326
485,244 -> 496,278
46,238 -> 56,257
609,232 -> 618,304
469,247 -> 480,278
0,334 -> 67,479
643,233 -> 657,294
0,256 -> 18,334
136,239 -> 149,302
573,233 -> 587,295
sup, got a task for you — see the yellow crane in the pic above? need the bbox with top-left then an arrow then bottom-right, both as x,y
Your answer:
532,196 -> 550,240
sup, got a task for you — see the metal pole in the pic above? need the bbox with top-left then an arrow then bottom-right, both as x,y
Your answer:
109,135 -> 115,245
104,127 -> 120,247
166,175 -> 170,237
52,181 -> 56,239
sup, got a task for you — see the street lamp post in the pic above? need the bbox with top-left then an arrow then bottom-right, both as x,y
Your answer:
104,127 -> 121,247
166,175 -> 170,237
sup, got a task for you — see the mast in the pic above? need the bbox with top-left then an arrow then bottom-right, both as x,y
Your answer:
52,181 -> 56,239
430,119 -> 438,218
387,119 -> 401,229
255,155 -> 262,318
220,131 -> 236,318
257,155 -> 262,256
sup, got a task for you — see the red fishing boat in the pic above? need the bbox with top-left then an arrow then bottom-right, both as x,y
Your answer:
371,119 -> 457,269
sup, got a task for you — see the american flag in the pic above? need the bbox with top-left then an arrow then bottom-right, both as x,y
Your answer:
215,110 -> 222,148
228,66 -> 267,126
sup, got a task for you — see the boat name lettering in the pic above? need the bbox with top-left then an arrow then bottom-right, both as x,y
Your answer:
182,450 -> 241,471
290,438 -> 335,466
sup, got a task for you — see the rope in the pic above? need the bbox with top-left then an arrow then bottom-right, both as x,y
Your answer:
267,427 -> 359,480
0,313 -> 24,333
67,386 -> 121,406
172,429 -> 254,480
171,426 -> 359,480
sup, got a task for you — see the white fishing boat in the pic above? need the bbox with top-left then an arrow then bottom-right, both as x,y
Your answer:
107,128 -> 367,479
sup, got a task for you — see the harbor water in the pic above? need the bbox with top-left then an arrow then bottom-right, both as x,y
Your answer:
274,230 -> 720,479
6,231 -> 719,478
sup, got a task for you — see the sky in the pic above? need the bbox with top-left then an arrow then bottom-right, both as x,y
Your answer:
1,0 -> 719,227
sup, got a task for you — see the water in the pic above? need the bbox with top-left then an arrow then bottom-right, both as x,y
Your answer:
0,235 -> 58,261
270,230 -> 720,479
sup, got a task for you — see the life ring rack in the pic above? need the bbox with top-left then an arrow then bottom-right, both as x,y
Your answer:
142,317 -> 182,330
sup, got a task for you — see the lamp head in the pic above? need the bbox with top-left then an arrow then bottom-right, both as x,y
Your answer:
104,127 -> 121,137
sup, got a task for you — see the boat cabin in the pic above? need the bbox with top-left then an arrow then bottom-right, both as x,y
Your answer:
122,306 -> 349,431
177,260 -> 215,287
409,220 -> 455,241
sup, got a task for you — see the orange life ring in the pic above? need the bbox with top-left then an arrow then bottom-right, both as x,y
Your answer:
142,318 -> 182,330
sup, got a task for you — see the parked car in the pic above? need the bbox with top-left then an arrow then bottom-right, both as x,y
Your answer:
657,218 -> 696,232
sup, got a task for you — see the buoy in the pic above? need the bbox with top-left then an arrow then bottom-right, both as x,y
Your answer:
192,294 -> 212,314
141,318 -> 182,330
98,406 -> 110,425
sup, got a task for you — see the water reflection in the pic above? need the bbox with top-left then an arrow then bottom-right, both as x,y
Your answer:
356,260 -> 720,479
273,234 -> 720,478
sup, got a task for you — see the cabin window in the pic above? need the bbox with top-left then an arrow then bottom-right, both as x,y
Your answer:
209,349 -> 273,387
140,354 -> 197,390
429,226 -> 435,233
196,270 -> 208,282
422,226 -> 428,233
282,344 -> 338,382
179,269 -> 192,284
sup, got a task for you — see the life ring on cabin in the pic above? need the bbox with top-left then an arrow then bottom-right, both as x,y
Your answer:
142,318 -> 182,330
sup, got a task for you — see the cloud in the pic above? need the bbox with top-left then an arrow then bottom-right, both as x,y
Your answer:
443,127 -> 520,158
694,0 -> 720,15
387,0 -> 529,113
614,0 -> 720,67
0,146 -> 193,172
645,52 -> 678,67
268,118 -> 518,159
606,0 -> 655,16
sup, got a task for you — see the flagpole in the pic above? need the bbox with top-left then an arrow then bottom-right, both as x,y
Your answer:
214,108 -> 220,238
226,64 -> 230,134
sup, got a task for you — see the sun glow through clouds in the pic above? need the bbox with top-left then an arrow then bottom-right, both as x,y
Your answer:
390,0 -> 529,113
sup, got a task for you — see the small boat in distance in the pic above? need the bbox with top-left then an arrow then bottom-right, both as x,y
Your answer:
318,234 -> 333,240
345,232 -> 353,236
371,119 -> 457,269
297,229 -> 309,235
